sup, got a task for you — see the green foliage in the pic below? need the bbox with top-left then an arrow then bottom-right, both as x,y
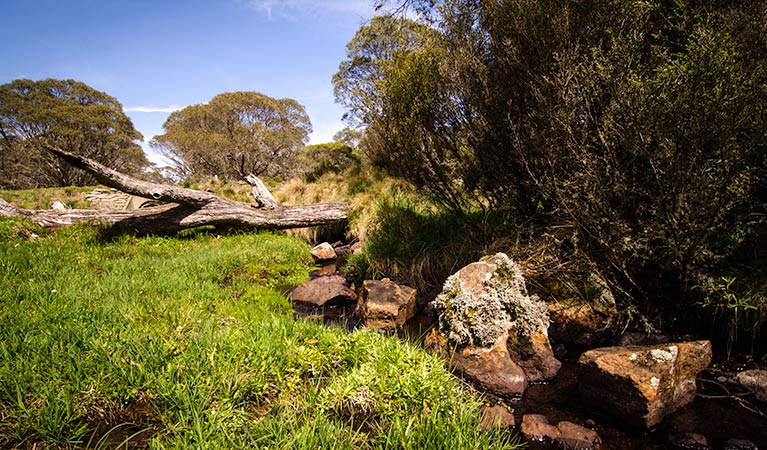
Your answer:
151,92 -> 312,182
348,193 -> 488,293
0,79 -> 149,189
0,185 -> 95,210
294,142 -> 360,182
0,218 -> 521,449
339,1 -> 767,348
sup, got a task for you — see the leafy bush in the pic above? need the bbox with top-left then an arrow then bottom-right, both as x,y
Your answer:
338,0 -> 767,350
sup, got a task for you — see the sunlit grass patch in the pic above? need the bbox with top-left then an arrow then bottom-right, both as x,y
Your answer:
0,219 -> 522,449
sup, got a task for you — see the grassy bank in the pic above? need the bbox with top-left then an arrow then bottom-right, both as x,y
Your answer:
0,218 -> 520,449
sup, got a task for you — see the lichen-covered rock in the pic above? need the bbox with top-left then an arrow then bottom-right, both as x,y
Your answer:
577,340 -> 712,429
356,279 -> 416,332
430,253 -> 560,385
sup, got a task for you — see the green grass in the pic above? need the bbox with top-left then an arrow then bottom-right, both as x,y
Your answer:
0,186 -> 96,210
0,218 -> 522,449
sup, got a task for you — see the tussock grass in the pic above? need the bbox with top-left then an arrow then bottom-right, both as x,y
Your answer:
0,218 -> 521,449
275,166 -> 413,244
0,186 -> 95,210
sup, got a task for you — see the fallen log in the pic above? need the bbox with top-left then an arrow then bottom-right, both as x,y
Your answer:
0,146 -> 349,234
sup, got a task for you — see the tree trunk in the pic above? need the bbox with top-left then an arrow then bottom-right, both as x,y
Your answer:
0,146 -> 349,234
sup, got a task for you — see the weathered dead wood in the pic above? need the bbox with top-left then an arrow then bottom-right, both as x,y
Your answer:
0,147 -> 349,233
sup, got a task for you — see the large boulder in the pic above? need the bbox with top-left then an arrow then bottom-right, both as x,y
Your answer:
356,279 -> 417,332
429,253 -> 560,396
576,340 -> 712,429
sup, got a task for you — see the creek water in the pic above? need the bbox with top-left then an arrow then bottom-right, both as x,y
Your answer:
513,349 -> 766,450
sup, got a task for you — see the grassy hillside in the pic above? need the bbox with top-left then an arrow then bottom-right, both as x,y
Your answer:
0,217 -> 520,449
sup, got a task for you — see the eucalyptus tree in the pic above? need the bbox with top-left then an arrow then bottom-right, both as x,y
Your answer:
0,78 -> 148,188
151,92 -> 312,181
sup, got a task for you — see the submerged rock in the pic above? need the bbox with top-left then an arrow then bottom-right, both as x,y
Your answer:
576,340 -> 712,429
733,369 -> 767,403
724,438 -> 760,450
429,253 -> 560,395
668,432 -> 711,450
520,414 -> 601,450
356,279 -> 416,332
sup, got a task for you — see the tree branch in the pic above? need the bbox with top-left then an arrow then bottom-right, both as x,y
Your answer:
0,147 -> 350,234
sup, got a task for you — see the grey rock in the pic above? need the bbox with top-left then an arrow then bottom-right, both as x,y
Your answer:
733,369 -> 767,403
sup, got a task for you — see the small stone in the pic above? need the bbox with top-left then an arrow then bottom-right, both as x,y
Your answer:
310,242 -> 337,261
521,414 -> 560,442
724,438 -> 759,450
733,369 -> 767,403
555,421 -> 601,450
478,405 -> 515,430
668,432 -> 711,450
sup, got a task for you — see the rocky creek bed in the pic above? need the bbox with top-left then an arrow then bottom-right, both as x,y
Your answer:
516,350 -> 766,450
291,245 -> 767,450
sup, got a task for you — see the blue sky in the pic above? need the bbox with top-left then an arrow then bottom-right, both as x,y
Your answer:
0,0 -> 378,165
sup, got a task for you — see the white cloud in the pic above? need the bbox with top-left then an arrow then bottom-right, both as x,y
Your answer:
246,0 -> 375,22
124,105 -> 181,113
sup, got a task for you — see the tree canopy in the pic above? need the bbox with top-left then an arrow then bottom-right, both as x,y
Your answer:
0,78 -> 148,189
151,92 -> 312,181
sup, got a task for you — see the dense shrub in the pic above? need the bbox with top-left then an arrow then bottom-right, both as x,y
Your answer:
338,1 -> 767,349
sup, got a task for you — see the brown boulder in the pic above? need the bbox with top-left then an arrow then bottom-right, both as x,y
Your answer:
444,332 -> 528,398
289,275 -> 357,308
577,340 -> 712,429
356,279 -> 416,332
